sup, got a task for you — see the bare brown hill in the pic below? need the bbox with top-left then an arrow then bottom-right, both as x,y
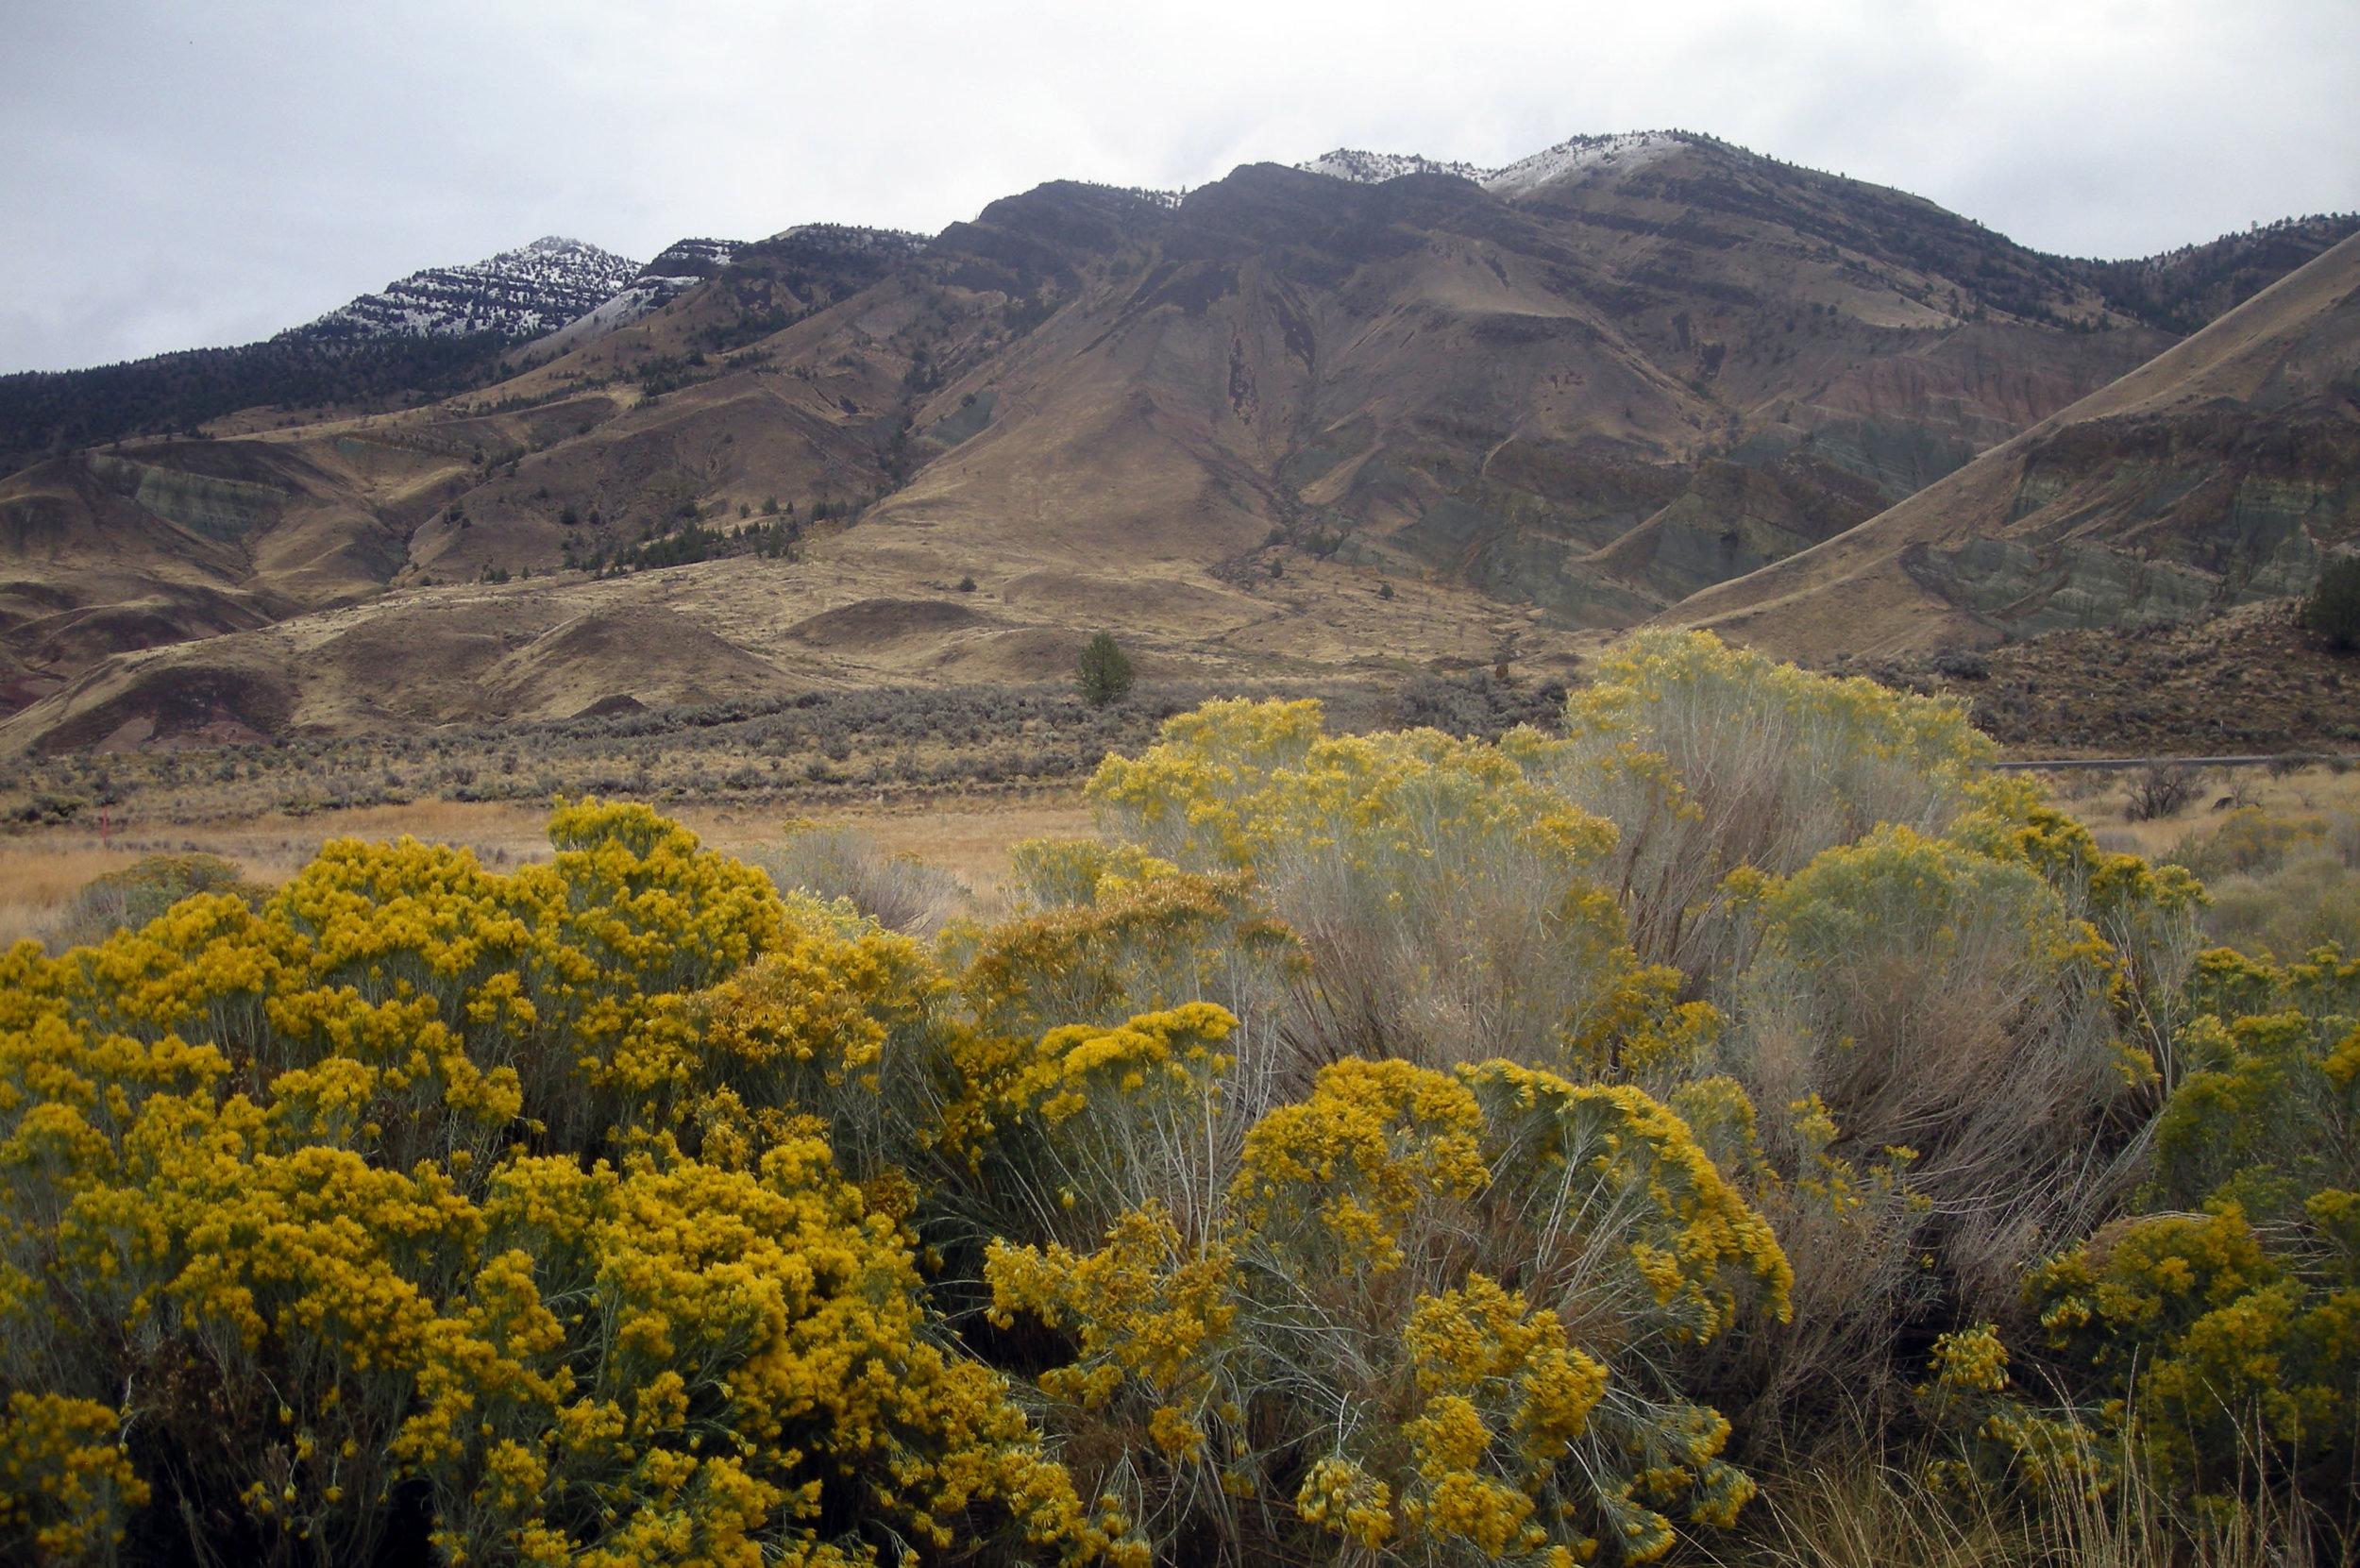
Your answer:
1657,230 -> 2360,662
811,145 -> 2174,637
5,135 -> 2344,750
0,436 -> 435,712
0,532 -> 1575,752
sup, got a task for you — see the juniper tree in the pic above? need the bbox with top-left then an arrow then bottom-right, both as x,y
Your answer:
2301,553 -> 2360,650
1076,631 -> 1134,707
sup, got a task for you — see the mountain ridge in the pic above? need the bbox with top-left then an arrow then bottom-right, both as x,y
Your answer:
2,132 -> 2356,753
6,133 -> 2352,475
1297,129 -> 1688,197
297,235 -> 643,343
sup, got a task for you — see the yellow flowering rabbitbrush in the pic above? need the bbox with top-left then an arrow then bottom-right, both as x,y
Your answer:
10,649 -> 2300,1565
0,1393 -> 147,1565
1087,699 -> 1647,1070
986,1051 -> 1791,1564
1546,629 -> 1996,982
2018,937 -> 2360,1512
0,801 -> 1098,1568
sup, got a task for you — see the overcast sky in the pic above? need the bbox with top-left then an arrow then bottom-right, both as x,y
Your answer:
4,0 -> 2354,374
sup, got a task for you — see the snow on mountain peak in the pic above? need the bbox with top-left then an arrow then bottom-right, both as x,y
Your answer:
636,238 -> 741,281
1295,149 -> 1488,186
1296,131 -> 1684,198
294,237 -> 645,344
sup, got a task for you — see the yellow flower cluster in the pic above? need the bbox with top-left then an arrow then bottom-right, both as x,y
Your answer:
941,868 -> 1296,1165
1089,707 -> 1618,882
1018,1003 -> 1238,1129
1753,821 -> 2106,1029
0,801 -> 1096,1567
978,1047 -> 1790,1563
986,1201 -> 1239,1444
1927,1323 -> 2012,1399
1393,1276 -> 1609,1554
1547,631 -> 1998,973
1005,838 -> 1183,910
1463,1062 -> 1795,1337
1996,934 -> 2360,1513
959,866 -> 1286,1035
0,1393 -> 147,1564
1565,629 -> 1995,790
1085,700 -> 1650,1067
1294,1455 -> 1395,1549
2026,1201 -> 2357,1493
1237,1058 -> 1489,1276
692,908 -> 944,1178
394,1139 -> 1092,1568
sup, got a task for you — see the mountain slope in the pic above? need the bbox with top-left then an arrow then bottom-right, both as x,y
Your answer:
2082,213 -> 2360,336
299,236 -> 641,342
0,239 -> 654,469
779,139 -> 2177,637
1654,229 -> 2360,661
0,429 -> 474,712
3,132 -> 2352,750
515,237 -> 745,361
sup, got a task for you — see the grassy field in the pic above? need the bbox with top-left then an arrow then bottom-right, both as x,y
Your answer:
2032,756 -> 2360,852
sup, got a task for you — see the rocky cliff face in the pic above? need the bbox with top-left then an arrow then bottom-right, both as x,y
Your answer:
1902,410 -> 2360,636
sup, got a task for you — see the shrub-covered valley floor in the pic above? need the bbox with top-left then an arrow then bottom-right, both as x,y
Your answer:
3,632 -> 2356,1567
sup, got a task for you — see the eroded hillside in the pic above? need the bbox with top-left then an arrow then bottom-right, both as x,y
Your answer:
1663,230 -> 2360,660
4,134 -> 2351,750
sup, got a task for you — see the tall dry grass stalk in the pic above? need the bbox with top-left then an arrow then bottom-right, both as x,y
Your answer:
1722,1444 -> 2322,1568
743,820 -> 969,936
1709,1416 -> 2332,1568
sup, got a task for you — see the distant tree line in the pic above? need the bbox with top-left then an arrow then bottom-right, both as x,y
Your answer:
2080,212 -> 2360,335
565,516 -> 801,576
0,331 -> 514,474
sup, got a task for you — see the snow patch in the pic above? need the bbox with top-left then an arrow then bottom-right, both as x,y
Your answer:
525,278 -> 704,361
756,225 -> 931,258
1084,185 -> 1187,210
1296,148 -> 1488,185
292,236 -> 645,345
638,238 -> 740,278
1296,131 -> 1684,199
520,226 -> 928,362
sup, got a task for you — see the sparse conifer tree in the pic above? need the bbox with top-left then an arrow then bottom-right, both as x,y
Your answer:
2300,554 -> 2360,650
1075,631 -> 1134,707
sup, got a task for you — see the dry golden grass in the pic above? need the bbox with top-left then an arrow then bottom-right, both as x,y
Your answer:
0,793 -> 1094,948
0,847 -> 158,948
1706,1452 -> 2312,1568
16,751 -> 2357,953
767,800 -> 1095,916
0,829 -> 335,948
2038,760 -> 2360,855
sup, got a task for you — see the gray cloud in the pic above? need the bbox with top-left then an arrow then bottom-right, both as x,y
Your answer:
4,0 -> 2354,372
